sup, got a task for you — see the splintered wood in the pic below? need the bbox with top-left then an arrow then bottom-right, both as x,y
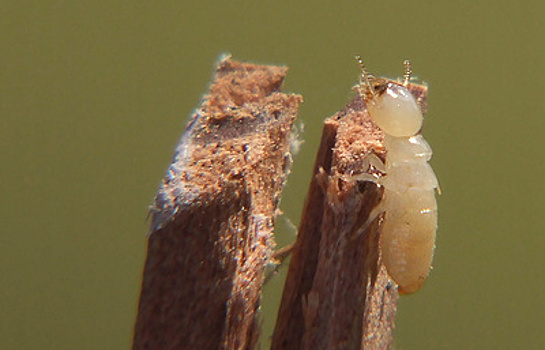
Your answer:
272,84 -> 428,350
132,57 -> 302,350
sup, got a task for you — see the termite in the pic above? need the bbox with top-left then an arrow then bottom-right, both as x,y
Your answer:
356,57 -> 439,294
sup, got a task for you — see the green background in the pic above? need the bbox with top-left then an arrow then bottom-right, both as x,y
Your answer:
2,1 -> 544,349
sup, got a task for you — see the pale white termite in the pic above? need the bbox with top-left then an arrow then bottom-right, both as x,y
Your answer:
356,57 -> 438,294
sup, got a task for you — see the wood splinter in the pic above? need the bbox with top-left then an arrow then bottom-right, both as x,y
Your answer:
272,70 -> 428,350
132,56 -> 302,350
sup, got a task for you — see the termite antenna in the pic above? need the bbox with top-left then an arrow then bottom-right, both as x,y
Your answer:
355,55 -> 376,100
403,59 -> 412,86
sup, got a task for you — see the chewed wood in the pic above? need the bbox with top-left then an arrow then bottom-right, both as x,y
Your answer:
133,57 -> 301,350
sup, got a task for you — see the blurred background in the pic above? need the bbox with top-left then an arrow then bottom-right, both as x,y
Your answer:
2,1 -> 545,349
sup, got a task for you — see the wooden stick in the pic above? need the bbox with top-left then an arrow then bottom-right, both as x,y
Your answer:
132,56 -> 302,350
271,83 -> 428,350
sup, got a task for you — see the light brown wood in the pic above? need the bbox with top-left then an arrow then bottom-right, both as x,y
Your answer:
132,56 -> 302,350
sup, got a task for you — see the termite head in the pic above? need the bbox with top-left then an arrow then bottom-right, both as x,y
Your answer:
355,57 -> 423,138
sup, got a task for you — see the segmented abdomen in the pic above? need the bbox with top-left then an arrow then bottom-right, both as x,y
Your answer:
379,135 -> 438,294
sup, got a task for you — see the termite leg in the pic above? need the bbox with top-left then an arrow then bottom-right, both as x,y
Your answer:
362,152 -> 386,174
351,204 -> 384,241
264,244 -> 294,284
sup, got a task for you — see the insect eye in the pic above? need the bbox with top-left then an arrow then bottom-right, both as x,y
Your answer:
371,83 -> 388,96
367,83 -> 423,137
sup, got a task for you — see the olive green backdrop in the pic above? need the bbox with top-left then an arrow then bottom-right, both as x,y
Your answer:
2,1 -> 544,349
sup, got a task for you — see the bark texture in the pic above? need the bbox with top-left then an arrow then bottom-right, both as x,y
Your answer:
132,56 -> 302,350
